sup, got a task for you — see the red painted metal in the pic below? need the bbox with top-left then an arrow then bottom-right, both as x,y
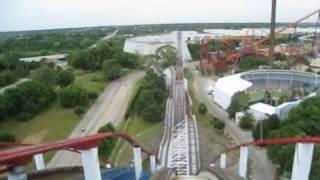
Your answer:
212,137 -> 320,163
0,142 -> 33,147
0,132 -> 155,167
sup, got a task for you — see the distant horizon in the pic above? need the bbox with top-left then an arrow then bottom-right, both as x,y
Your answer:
0,21 -> 317,33
1,0 -> 319,32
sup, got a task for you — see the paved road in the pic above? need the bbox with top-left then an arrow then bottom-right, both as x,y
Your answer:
90,29 -> 119,48
186,62 -> 274,180
48,71 -> 145,168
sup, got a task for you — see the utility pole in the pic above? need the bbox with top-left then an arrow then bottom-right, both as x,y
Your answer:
269,0 -> 277,62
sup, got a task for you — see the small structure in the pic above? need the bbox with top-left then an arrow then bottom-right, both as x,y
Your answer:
248,102 -> 276,121
19,54 -> 67,68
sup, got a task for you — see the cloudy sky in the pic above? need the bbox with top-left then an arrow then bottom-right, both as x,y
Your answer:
1,0 -> 319,32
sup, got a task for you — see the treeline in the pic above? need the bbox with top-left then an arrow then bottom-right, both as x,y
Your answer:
0,65 -> 80,121
0,29 -> 109,55
133,70 -> 168,122
0,81 -> 56,121
0,28 -> 112,87
0,53 -> 41,87
118,23 -> 292,35
69,39 -> 142,80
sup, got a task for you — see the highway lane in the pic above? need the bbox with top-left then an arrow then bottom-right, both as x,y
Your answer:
48,71 -> 145,168
186,62 -> 274,180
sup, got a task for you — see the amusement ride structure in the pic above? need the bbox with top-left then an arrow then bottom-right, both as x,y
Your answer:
200,9 -> 320,72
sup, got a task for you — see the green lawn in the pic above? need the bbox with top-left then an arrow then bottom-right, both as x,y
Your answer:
0,70 -> 108,143
0,101 -> 78,143
73,70 -> 107,93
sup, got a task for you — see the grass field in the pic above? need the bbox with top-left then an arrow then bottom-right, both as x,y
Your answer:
73,70 -> 107,93
0,70 -> 108,143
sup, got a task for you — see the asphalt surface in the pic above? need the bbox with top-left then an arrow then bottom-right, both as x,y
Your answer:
186,62 -> 274,180
47,71 -> 145,168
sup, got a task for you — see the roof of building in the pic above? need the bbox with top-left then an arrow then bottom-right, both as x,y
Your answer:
249,102 -> 276,115
214,74 -> 252,96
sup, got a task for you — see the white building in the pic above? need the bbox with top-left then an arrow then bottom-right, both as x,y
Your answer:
123,31 -> 204,61
214,70 -> 320,120
248,102 -> 276,121
19,54 -> 67,68
214,74 -> 252,109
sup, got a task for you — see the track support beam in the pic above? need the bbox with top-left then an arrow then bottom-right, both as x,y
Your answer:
291,143 -> 314,180
220,153 -> 226,169
133,147 -> 143,179
80,147 -> 102,180
33,153 -> 45,170
150,154 -> 156,174
239,146 -> 248,179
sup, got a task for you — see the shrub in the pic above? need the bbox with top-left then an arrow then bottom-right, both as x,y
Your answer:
74,106 -> 86,116
212,118 -> 225,130
0,133 -> 16,142
198,103 -> 208,115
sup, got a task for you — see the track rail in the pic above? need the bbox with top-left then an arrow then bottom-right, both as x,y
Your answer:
158,31 -> 200,175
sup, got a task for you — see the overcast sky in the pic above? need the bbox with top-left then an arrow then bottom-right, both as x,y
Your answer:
1,0 -> 319,32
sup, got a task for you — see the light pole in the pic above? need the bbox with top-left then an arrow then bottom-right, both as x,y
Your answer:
269,0 -> 277,62
260,120 -> 263,141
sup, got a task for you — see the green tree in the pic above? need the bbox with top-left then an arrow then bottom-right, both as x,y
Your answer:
187,43 -> 201,60
134,70 -> 168,122
2,81 -> 56,121
0,71 -> 17,87
59,85 -> 88,107
227,92 -> 249,118
56,70 -> 75,87
102,60 -> 122,80
252,115 -> 280,140
239,112 -> 254,130
31,65 -> 56,87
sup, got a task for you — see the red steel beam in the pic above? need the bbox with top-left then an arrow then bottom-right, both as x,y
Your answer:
0,132 -> 155,166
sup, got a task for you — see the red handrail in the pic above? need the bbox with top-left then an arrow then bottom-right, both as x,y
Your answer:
0,132 -> 156,166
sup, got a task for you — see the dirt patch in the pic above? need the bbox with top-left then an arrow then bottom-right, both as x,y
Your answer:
22,130 -> 48,144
